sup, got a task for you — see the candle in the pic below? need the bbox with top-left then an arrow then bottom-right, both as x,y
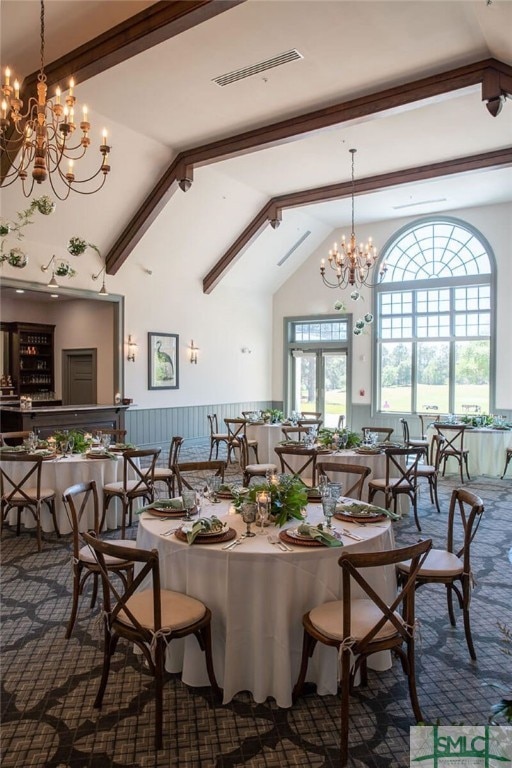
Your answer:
5,67 -> 10,86
14,79 -> 19,99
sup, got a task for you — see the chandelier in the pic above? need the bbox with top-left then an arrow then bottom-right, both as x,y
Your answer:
320,148 -> 386,290
0,0 -> 111,199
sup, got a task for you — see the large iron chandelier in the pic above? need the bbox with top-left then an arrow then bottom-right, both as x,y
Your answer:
0,0 -> 111,199
320,148 -> 385,289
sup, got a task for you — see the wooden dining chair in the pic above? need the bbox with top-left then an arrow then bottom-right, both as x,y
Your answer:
62,480 -> 136,638
89,427 -> 128,443
82,532 -> 222,750
417,412 -> 441,439
102,448 -> 160,537
224,418 -> 259,463
368,447 -> 424,530
0,431 -> 31,447
281,425 -> 310,442
274,444 -> 319,487
297,418 -> 323,431
300,411 -> 322,420
238,435 -> 277,487
501,448 -> 512,479
361,426 -> 394,443
316,461 -> 371,500
397,488 -> 484,660
293,538 -> 432,766
174,460 -> 226,494
434,423 -> 471,483
0,454 -> 59,552
153,436 -> 183,498
415,434 -> 444,518
400,418 -> 429,461
207,414 -> 230,460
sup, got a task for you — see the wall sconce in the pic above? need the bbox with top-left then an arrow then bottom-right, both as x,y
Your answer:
127,335 -> 137,362
41,255 -> 59,288
92,264 -> 108,296
241,347 -> 252,354
189,340 -> 199,364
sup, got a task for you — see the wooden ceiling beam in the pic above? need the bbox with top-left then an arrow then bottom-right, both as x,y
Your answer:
106,57 -> 512,274
1,1 -> 246,181
202,148 -> 512,293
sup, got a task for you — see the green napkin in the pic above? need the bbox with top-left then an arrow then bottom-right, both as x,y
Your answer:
0,445 -> 26,453
297,523 -> 343,547
181,515 -> 225,544
337,501 -> 400,520
137,498 -> 184,514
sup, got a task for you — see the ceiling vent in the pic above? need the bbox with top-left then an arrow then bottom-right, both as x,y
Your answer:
393,198 -> 447,210
277,230 -> 311,267
213,49 -> 303,87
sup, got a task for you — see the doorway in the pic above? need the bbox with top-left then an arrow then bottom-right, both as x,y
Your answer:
62,349 -> 97,405
292,349 -> 347,428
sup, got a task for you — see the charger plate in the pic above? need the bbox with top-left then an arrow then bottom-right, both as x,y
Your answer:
279,529 -> 323,547
85,452 -> 110,460
335,503 -> 387,523
217,489 -> 234,499
355,448 -> 382,455
174,527 -> 236,545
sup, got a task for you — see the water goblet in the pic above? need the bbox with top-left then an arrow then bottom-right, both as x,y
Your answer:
181,490 -> 197,521
240,501 -> 257,537
328,482 -> 343,503
65,435 -> 75,457
339,432 -> 348,450
100,433 -> 111,450
321,496 -> 337,529
256,492 -> 270,535
318,475 -> 329,498
208,475 -> 221,503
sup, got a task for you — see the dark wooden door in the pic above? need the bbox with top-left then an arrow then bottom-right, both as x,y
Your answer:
62,349 -> 97,405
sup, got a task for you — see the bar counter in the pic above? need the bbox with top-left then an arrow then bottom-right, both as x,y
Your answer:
0,404 -> 128,438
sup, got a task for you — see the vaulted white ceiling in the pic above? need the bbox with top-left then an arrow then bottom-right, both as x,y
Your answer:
1,0 -> 511,296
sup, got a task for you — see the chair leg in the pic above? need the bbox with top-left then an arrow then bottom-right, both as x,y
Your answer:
501,453 -> 512,479
463,454 -> 471,482
406,638 -> 423,723
65,563 -> 82,639
459,457 -> 464,485
447,584 -> 457,627
154,641 -> 165,750
292,630 -> 318,702
89,572 -> 99,609
340,647 -> 351,767
462,578 -> 476,661
412,493 -> 421,532
432,478 -> 441,514
94,629 -> 118,709
47,498 -> 60,537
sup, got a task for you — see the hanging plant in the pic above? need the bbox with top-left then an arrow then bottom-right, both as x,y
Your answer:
7,248 -> 28,268
334,300 -> 346,312
30,195 -> 56,216
0,221 -> 11,237
0,196 -> 55,268
68,236 -> 101,258
55,260 -> 77,278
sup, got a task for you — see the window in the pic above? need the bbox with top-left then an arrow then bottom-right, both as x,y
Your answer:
375,218 -> 494,415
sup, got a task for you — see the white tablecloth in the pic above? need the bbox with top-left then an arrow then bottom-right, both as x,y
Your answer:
1,453 -> 130,533
246,422 -> 283,463
137,501 -> 396,707
428,427 -> 512,477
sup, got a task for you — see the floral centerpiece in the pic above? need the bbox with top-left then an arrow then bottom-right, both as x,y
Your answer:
263,408 -> 284,424
317,427 -> 361,449
231,475 -> 308,527
50,429 -> 93,454
459,413 -> 509,428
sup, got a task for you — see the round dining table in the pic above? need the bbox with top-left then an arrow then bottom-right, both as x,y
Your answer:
427,425 -> 512,477
136,500 -> 396,708
2,452 -> 130,533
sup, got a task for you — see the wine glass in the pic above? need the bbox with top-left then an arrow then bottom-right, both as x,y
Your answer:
328,482 -> 343,503
100,433 -> 111,450
321,496 -> 337,529
181,490 -> 196,520
240,501 -> 257,537
65,435 -> 75,457
318,474 -> 329,498
339,432 -> 348,450
208,476 -> 221,503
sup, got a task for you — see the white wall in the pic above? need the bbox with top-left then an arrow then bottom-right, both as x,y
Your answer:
273,202 -> 512,411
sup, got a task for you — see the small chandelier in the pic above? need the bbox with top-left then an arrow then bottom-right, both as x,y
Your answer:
0,0 -> 111,199
320,148 -> 386,290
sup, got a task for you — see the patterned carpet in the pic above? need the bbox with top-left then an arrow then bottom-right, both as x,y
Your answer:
1,446 -> 511,768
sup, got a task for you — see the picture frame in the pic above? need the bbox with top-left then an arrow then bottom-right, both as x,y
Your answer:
148,332 -> 179,390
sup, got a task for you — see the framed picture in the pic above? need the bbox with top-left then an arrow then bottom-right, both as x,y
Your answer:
148,332 -> 179,390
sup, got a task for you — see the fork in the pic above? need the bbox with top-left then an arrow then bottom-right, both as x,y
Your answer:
268,534 -> 291,551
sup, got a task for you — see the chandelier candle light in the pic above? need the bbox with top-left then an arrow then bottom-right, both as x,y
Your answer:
0,0 -> 111,199
320,149 -> 386,290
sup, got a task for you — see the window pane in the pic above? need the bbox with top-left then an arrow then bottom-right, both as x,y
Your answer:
416,342 -> 450,413
453,341 -> 490,414
379,342 -> 412,412
294,353 -> 317,412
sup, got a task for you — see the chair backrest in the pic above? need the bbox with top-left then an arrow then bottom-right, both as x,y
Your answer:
63,480 -> 100,557
400,418 -> 410,444
434,424 -> 468,455
224,418 -> 246,443
300,411 -> 322,420
207,414 -> 219,436
362,426 -> 394,442
383,447 -> 422,490
89,427 -> 128,442
337,415 -> 346,430
281,425 -> 310,442
0,454 -> 43,503
82,532 -> 161,642
175,460 -> 226,493
417,412 -> 441,438
430,434 -> 445,469
237,435 -> 251,470
338,538 -> 432,650
121,448 -> 160,494
274,445 -> 318,486
167,436 -> 184,470
316,461 -> 371,500
0,431 -> 31,447
297,418 -> 323,431
446,488 -> 484,572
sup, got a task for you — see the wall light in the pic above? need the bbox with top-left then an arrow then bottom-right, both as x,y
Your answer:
189,340 -> 199,364
127,335 -> 137,362
92,264 -> 108,296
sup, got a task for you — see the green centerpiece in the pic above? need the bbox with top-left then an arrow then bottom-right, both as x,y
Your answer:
232,476 -> 308,527
317,427 -> 361,449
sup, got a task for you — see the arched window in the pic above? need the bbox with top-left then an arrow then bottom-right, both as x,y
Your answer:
374,217 -> 495,415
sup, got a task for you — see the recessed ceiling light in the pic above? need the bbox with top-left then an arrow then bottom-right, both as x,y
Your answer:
50,294 -> 59,298
15,289 -> 25,294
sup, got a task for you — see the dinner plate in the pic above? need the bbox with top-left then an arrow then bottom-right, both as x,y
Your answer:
279,529 -> 323,547
216,489 -> 234,499
288,528 -> 315,541
355,448 -> 382,455
174,526 -> 235,544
